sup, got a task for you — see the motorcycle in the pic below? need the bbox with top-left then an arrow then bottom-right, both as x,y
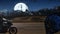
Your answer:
0,18 -> 17,34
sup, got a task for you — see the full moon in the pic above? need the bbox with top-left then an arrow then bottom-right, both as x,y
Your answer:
14,3 -> 29,12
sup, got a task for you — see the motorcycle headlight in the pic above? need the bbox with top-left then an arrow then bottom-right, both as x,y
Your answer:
3,18 -> 7,21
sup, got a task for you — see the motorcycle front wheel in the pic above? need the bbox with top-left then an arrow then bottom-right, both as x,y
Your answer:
9,27 -> 17,34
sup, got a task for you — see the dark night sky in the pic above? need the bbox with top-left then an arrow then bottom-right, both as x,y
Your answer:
0,0 -> 60,11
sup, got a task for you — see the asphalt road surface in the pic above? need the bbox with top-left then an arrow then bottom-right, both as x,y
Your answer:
12,23 -> 45,34
1,22 -> 46,34
1,22 -> 60,34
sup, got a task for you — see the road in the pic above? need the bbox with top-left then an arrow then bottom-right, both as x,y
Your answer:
6,22 -> 46,34
1,22 -> 60,34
